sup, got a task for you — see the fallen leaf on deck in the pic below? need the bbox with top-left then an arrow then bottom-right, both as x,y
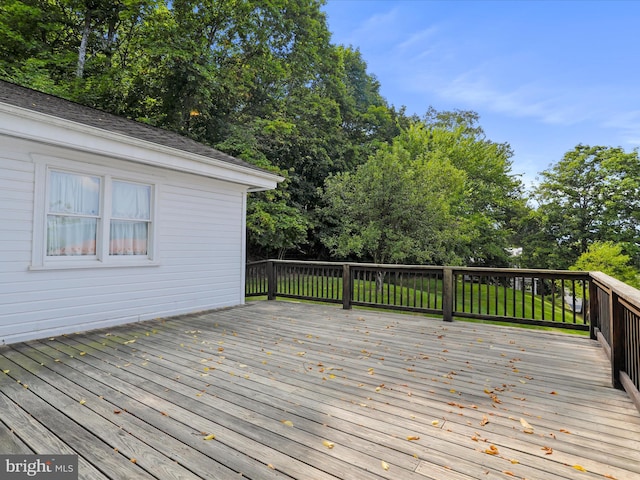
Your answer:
79,352 -> 86,356
484,445 -> 499,455
559,428 -> 571,434
407,436 -> 420,441
541,446 -> 553,455
381,460 -> 390,471
520,418 -> 534,434
550,391 -> 557,395
203,434 -> 216,440
604,474 -> 617,479
509,459 -> 519,464
267,464 -> 275,469
130,458 -> 137,464
79,399 -> 86,405
281,420 -> 294,427
431,420 -> 439,426
2,370 -> 9,374
322,440 -> 335,449
502,472 -> 514,476
480,415 -> 489,426
113,410 -> 121,414
572,465 -> 587,472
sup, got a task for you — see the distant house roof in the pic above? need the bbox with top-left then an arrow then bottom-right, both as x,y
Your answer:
0,80 -> 271,177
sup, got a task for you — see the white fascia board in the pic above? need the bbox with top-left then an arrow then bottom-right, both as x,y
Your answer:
0,104 -> 283,191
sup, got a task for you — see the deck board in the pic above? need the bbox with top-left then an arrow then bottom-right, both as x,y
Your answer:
0,300 -> 639,479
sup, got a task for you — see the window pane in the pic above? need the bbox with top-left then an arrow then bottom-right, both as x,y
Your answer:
47,216 -> 97,256
49,171 -> 100,215
110,221 -> 148,255
112,181 -> 150,220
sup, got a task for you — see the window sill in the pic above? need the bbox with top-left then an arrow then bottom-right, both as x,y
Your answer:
29,259 -> 161,271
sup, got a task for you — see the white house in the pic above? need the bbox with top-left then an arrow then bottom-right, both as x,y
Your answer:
0,81 -> 282,344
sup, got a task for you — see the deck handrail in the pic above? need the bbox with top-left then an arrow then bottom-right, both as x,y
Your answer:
246,259 -> 640,412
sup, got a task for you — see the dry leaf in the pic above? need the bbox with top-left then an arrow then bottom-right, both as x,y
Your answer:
381,460 -> 390,471
541,446 -> 553,455
203,434 -> 216,440
130,458 -> 137,464
503,472 -> 515,476
559,428 -> 571,434
406,436 -> 420,441
79,399 -> 86,405
520,418 -> 534,434
79,352 -> 86,356
480,415 -> 489,426
431,420 -> 439,426
549,391 -> 557,395
509,459 -> 519,464
113,410 -> 122,414
484,445 -> 499,455
2,370 -> 9,374
572,465 -> 587,472
267,464 -> 275,469
322,440 -> 335,449
604,474 -> 617,479
281,420 -> 293,427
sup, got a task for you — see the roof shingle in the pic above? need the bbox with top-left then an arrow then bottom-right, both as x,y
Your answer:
0,80 -> 266,173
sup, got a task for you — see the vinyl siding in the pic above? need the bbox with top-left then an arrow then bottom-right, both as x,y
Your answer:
0,136 -> 248,344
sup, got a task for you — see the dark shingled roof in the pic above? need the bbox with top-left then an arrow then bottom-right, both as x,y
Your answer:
0,80 -> 267,173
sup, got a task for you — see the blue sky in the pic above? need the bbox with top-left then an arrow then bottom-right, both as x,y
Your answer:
321,0 -> 640,188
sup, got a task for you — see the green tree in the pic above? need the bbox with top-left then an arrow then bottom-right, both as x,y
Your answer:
321,124 -> 466,265
571,241 -> 640,288
533,145 -> 640,269
398,114 -> 525,266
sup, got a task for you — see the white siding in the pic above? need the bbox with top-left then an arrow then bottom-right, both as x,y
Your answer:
0,136 -> 248,344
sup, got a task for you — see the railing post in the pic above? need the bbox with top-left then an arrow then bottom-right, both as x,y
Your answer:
588,277 -> 598,340
442,267 -> 453,322
267,260 -> 276,301
342,263 -> 352,310
610,291 -> 624,389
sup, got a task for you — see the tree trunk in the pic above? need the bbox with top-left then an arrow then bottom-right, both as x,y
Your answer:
76,11 -> 92,78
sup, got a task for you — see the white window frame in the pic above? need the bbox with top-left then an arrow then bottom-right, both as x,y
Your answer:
30,156 -> 160,270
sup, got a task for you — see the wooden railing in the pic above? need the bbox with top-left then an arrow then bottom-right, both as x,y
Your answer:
246,260 -> 588,328
589,272 -> 640,412
246,260 -> 640,411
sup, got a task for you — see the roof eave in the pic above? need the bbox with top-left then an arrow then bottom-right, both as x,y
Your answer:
0,103 -> 283,191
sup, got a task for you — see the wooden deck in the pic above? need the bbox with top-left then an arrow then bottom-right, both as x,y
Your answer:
1,300 -> 639,480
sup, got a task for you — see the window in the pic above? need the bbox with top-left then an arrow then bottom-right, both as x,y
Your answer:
110,181 -> 151,256
32,161 -> 158,269
47,171 -> 101,256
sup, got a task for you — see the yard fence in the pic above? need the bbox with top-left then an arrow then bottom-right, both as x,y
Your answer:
246,259 -> 640,412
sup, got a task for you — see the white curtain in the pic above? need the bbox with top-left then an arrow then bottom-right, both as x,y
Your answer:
110,181 -> 151,255
47,171 -> 100,256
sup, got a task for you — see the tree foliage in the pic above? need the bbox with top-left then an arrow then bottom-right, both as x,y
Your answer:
531,145 -> 640,269
321,117 -> 524,266
571,241 -> 640,288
